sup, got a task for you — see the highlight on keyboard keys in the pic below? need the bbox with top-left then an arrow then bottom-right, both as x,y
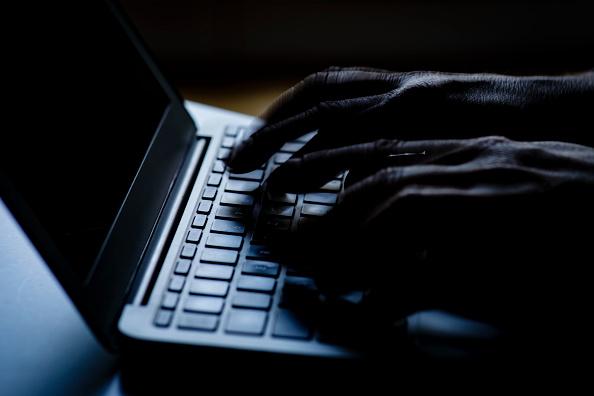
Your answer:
301,204 -> 333,217
247,245 -> 280,261
194,263 -> 234,280
184,295 -> 225,314
242,260 -> 280,277
265,191 -> 297,205
225,309 -> 268,335
215,206 -> 250,220
225,180 -> 260,194
220,192 -> 254,207
304,192 -> 338,205
200,248 -> 239,265
237,275 -> 276,293
178,312 -> 219,332
189,279 -> 229,297
232,291 -> 272,310
206,234 -> 243,250
229,169 -> 264,182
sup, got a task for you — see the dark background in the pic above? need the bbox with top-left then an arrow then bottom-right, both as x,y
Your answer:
121,0 -> 593,81
119,0 -> 593,115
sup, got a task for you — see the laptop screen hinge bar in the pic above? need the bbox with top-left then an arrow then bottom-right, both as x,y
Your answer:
128,137 -> 208,306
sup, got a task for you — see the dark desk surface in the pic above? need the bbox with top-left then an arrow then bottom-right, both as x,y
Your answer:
0,197 -> 121,396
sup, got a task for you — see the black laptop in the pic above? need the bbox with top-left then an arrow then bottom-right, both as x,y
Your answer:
0,0 -> 373,370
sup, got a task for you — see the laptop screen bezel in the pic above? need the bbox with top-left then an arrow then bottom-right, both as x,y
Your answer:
0,0 -> 197,351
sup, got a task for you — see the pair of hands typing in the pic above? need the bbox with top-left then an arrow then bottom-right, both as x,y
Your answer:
226,68 -> 594,331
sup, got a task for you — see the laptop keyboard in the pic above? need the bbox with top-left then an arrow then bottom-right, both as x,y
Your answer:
154,125 -> 342,342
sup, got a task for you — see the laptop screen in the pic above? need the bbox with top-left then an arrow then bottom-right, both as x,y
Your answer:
1,1 -> 169,280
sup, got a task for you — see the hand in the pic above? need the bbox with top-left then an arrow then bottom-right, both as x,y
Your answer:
273,136 -> 594,326
227,67 -> 594,173
226,67 -> 594,329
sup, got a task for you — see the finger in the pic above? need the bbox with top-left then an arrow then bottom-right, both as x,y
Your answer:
304,177 -> 543,297
265,138 -> 476,192
226,95 -> 385,173
263,70 -> 396,124
323,65 -> 394,74
335,163 -> 546,229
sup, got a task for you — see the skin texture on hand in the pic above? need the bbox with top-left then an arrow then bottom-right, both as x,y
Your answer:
227,68 -> 594,173
225,68 -> 594,335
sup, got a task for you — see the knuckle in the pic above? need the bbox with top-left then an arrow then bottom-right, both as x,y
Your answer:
374,166 -> 400,186
373,138 -> 393,151
476,135 -> 510,146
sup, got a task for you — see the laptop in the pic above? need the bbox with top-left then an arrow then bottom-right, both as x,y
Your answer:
1,0 -> 385,378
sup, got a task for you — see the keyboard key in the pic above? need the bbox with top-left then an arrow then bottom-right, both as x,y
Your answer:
224,125 -> 240,137
168,275 -> 185,292
266,191 -> 297,205
226,309 -> 268,335
197,200 -> 212,214
294,131 -> 317,143
304,192 -> 338,205
184,295 -> 225,314
186,229 -> 202,243
301,204 -> 333,217
211,219 -> 246,235
229,169 -> 264,181
274,152 -> 292,164
207,173 -> 222,186
215,206 -> 250,220
221,136 -> 235,148
189,279 -> 229,297
320,180 -> 342,192
200,248 -> 238,265
247,245 -> 280,261
206,234 -> 243,249
272,309 -> 313,339
280,142 -> 304,153
257,218 -> 291,232
232,291 -> 272,310
281,276 -> 320,308
154,310 -> 173,327
212,160 -> 226,173
202,186 -> 218,200
242,260 -> 280,277
221,192 -> 254,207
225,180 -> 260,194
261,204 -> 294,218
174,259 -> 192,275
218,148 -> 231,160
178,312 -> 219,331
195,263 -> 234,280
237,275 -> 276,293
192,214 -> 208,228
180,244 -> 197,259
250,230 -> 284,246
161,292 -> 179,309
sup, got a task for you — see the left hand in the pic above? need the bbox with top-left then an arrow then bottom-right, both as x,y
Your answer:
226,68 -> 594,173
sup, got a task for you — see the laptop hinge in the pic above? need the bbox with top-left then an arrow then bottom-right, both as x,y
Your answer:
126,137 -> 208,306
